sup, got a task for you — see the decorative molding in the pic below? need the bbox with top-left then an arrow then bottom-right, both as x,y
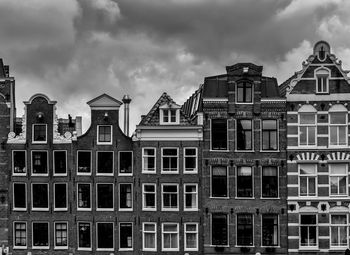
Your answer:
296,152 -> 319,161
327,152 -> 350,161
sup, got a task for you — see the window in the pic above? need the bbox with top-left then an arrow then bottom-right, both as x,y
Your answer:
96,222 -> 114,250
78,222 -> 91,250
32,124 -> 47,143
31,151 -> 48,175
142,184 -> 156,211
262,214 -> 278,246
329,112 -> 347,146
32,184 -> 48,211
299,113 -> 316,146
184,223 -> 198,251
13,183 -> 26,210
211,214 -> 228,246
77,151 -> 91,174
316,70 -> 329,93
262,120 -> 278,150
330,164 -> 347,196
262,166 -> 278,198
119,151 -> 133,175
300,215 -> 317,247
54,222 -> 68,249
13,222 -> 27,248
237,81 -> 253,103
237,120 -> 253,150
160,109 -> 179,124
143,223 -> 157,251
119,223 -> 133,250
184,184 -> 198,211
13,150 -> 26,175
237,214 -> 253,246
54,151 -> 67,175
161,148 -> 178,173
184,148 -> 197,173
32,222 -> 49,249
211,166 -> 228,198
162,223 -> 179,251
162,184 -> 178,211
142,148 -> 156,173
77,183 -> 91,210
211,119 -> 227,150
299,164 -> 317,197
119,183 -> 132,210
330,215 -> 348,247
54,183 -> 67,211
97,183 -> 113,210
237,166 -> 253,198
97,125 -> 112,144
97,151 -> 113,175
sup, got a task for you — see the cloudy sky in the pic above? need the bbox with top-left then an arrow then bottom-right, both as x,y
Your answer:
1,0 -> 350,133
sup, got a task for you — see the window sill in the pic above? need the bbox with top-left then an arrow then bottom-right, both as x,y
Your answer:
184,171 -> 198,174
33,246 -> 50,249
96,142 -> 113,145
77,172 -> 92,176
119,208 -> 133,211
53,174 -> 68,177
77,208 -> 92,211
210,196 -> 230,199
143,208 -> 157,211
260,150 -> 280,153
235,197 -> 255,199
118,173 -> 133,176
162,248 -> 180,252
235,102 -> 254,105
185,248 -> 199,251
235,150 -> 254,153
143,248 -> 157,252
54,208 -> 68,212
13,246 -> 27,250
31,173 -> 49,176
261,197 -> 280,200
96,173 -> 114,176
142,171 -> 156,174
12,173 -> 27,176
54,246 -> 68,250
96,248 -> 114,251
161,208 -> 179,212
77,247 -> 92,251
119,248 -> 133,251
13,208 -> 27,211
298,247 -> 319,251
32,141 -> 47,144
32,208 -> 49,211
184,208 -> 199,212
161,171 -> 179,174
96,208 -> 114,211
210,149 -> 229,152
235,245 -> 254,248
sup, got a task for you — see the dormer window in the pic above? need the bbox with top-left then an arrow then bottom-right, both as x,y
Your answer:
159,103 -> 180,125
163,109 -> 177,123
32,124 -> 47,143
236,81 -> 253,103
315,68 -> 329,94
97,125 -> 112,145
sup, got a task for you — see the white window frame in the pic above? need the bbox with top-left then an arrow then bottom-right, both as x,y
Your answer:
31,183 -> 49,211
184,183 -> 198,211
77,222 -> 92,251
96,183 -> 114,211
77,183 -> 92,211
261,166 -> 279,199
161,223 -> 179,251
32,123 -> 47,144
53,150 -> 67,176
77,150 -> 92,176
183,148 -> 198,174
261,119 -> 279,151
299,214 -> 318,248
210,166 -> 229,198
161,147 -> 179,174
54,183 -> 68,211
236,166 -> 254,199
31,150 -> 49,176
298,112 -> 317,147
96,151 -> 114,176
329,111 -> 348,147
142,183 -> 156,211
13,182 -> 27,211
12,150 -> 27,176
329,164 -> 348,196
97,125 -> 113,145
142,147 -> 156,173
315,68 -> 329,94
119,183 -> 133,211
118,151 -> 133,176
160,109 -> 180,125
96,222 -> 114,251
330,214 -> 348,248
54,221 -> 68,250
161,183 -> 179,211
261,214 -> 279,247
13,221 -> 27,249
119,222 -> 133,251
184,223 -> 199,251
32,222 -> 49,249
142,222 -> 157,251
299,164 -> 317,197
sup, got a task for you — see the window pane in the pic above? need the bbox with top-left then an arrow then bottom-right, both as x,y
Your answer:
119,151 -> 132,174
262,167 -> 278,198
237,120 -> 252,150
32,184 -> 48,208
55,223 -> 67,247
212,214 -> 228,245
120,223 -> 133,249
32,151 -> 48,174
54,151 -> 66,174
97,223 -> 113,249
330,113 -> 346,124
237,167 -> 253,197
77,151 -> 91,173
262,215 -> 278,246
97,184 -> 113,209
78,184 -> 91,209
14,183 -> 26,208
300,164 -> 316,175
97,152 -> 113,174
211,119 -> 227,150
98,126 -> 111,142
120,184 -> 132,209
300,113 -> 315,124
212,166 -> 227,197
78,223 -> 91,248
33,124 -> 46,142
54,184 -> 67,209
13,151 -> 26,174
14,222 -> 26,247
33,223 -> 49,247
237,214 -> 253,246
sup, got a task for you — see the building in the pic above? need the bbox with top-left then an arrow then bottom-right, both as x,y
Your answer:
282,41 -> 350,254
200,63 -> 287,254
133,92 -> 203,254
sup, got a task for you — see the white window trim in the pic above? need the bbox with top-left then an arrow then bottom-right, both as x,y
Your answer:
77,150 -> 92,176
210,166 -> 229,199
161,147 -> 179,174
96,222 -> 114,251
142,147 -> 156,174
329,214 -> 348,248
184,223 -> 199,251
260,166 -> 279,199
32,123 -> 47,144
53,150 -> 67,176
96,183 -> 114,211
119,222 -> 133,251
54,183 -> 68,211
13,221 -> 27,249
142,183 -> 157,211
235,119 -> 254,152
119,183 -> 133,211
96,151 -> 114,176
328,112 -> 348,147
299,214 -> 318,249
159,109 -> 180,125
235,214 -> 254,247
260,119 -> 279,152
161,223 -> 179,251
142,222 -> 157,251
329,164 -> 348,196
54,221 -> 68,250
77,183 -> 92,211
96,125 -> 113,145
184,183 -> 198,211
211,214 -> 229,247
183,147 -> 198,174
210,119 -> 229,152
31,150 -> 49,176
77,222 -> 92,251
235,81 -> 254,104
13,182 -> 27,211
260,214 -> 280,247
298,164 -> 317,197
31,183 -> 49,211
12,150 -> 27,176
118,151 -> 133,176
315,67 -> 330,94
161,183 -> 179,211
32,222 -> 49,249
298,112 -> 317,147
235,166 -> 254,199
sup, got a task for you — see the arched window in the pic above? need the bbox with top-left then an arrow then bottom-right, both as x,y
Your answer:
315,68 -> 329,94
329,104 -> 348,146
298,105 -> 317,146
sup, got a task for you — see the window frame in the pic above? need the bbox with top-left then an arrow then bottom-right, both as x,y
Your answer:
31,150 -> 49,176
142,222 -> 157,251
32,222 -> 49,249
77,183 -> 92,211
210,166 -> 229,198
96,183 -> 114,211
299,164 -> 317,197
54,183 -> 68,211
161,223 -> 179,251
96,222 -> 115,251
298,112 -> 317,147
183,147 -> 198,174
96,151 -> 114,176
184,183 -> 198,211
236,166 -> 254,198
32,123 -> 47,144
12,150 -> 27,176
161,147 -> 179,174
236,119 -> 254,151
13,221 -> 27,249
261,166 -> 279,199
97,125 -> 112,145
142,147 -> 156,174
77,222 -> 92,251
299,214 -> 318,248
184,223 -> 199,251
119,222 -> 133,251
13,182 -> 27,211
118,151 -> 133,176
161,183 -> 179,211
261,214 -> 279,247
119,183 -> 133,211
211,213 -> 229,246
77,150 -> 92,176
315,68 -> 329,94
142,183 -> 157,211
53,150 -> 67,176
329,111 -> 348,147
160,109 -> 180,125
236,214 -> 254,247
54,221 -> 68,250
210,119 -> 228,151
261,119 -> 279,151
330,214 -> 348,248
236,81 -> 253,104
31,183 -> 49,211
329,164 -> 348,196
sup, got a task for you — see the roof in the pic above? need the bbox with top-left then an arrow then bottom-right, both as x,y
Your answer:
261,77 -> 280,98
202,77 -> 227,98
0,59 -> 9,78
87,93 -> 122,108
279,74 -> 297,97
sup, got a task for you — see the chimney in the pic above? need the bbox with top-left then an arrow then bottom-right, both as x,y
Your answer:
75,116 -> 82,136
122,95 -> 132,136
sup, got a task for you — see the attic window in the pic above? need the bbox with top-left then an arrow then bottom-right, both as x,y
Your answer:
315,68 -> 329,94
160,108 -> 180,125
243,67 -> 249,73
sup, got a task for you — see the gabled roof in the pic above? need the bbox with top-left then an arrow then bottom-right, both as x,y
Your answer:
87,93 -> 122,109
261,77 -> 280,98
279,73 -> 297,97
